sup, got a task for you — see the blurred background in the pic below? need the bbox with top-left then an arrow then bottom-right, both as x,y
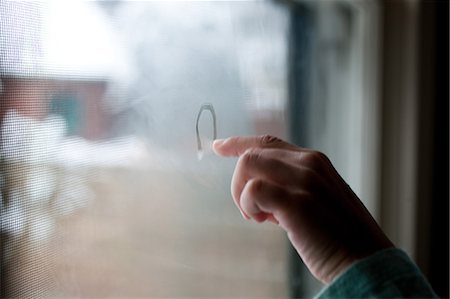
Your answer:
0,0 -> 447,298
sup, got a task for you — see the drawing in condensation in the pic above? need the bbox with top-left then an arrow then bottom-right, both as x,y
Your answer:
196,103 -> 217,160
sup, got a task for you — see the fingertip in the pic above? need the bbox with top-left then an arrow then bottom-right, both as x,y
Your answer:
213,138 -> 225,147
253,212 -> 269,223
239,209 -> 251,220
238,206 -> 250,220
213,136 -> 257,157
213,137 -> 239,157
212,138 -> 226,156
266,214 -> 279,225
215,135 -> 296,158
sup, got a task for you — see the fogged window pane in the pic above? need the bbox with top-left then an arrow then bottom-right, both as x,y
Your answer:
0,1 -> 289,297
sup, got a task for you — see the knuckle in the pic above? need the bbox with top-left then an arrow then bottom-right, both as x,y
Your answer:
259,134 -> 283,146
232,136 -> 243,145
315,151 -> 329,163
300,151 -> 328,170
241,148 -> 261,166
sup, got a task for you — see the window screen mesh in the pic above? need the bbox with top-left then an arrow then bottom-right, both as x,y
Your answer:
0,1 -> 290,297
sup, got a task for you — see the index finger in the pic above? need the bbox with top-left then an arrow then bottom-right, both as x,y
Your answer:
212,135 -> 298,157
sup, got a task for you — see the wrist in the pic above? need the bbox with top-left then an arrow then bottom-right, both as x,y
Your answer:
319,251 -> 358,284
321,243 -> 395,284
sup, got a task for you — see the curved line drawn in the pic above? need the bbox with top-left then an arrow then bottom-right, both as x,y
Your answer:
196,103 -> 217,158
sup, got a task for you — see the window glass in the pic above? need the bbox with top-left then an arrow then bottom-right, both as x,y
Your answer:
0,1 -> 290,297
0,1 -> 380,297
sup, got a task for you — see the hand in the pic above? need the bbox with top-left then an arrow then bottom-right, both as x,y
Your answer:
213,135 -> 394,284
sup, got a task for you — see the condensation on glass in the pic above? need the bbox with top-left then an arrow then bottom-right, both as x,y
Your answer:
196,103 -> 217,160
0,1 -> 290,297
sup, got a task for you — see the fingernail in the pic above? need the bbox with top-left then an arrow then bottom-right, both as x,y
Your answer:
240,210 -> 250,220
213,139 -> 225,147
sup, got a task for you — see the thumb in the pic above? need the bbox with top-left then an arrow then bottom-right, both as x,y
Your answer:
213,135 -> 295,157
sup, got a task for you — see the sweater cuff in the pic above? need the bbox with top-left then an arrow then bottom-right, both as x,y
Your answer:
315,248 -> 438,299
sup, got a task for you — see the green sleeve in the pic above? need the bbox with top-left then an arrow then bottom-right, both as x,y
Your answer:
315,248 -> 439,299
